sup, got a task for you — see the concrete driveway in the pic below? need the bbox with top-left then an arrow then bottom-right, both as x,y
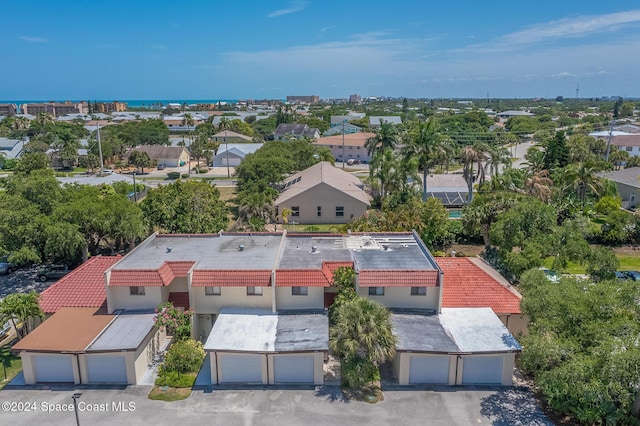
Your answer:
1,384 -> 552,425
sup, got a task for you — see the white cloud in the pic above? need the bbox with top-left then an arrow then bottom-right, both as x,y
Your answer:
498,10 -> 640,48
551,71 -> 576,78
267,1 -> 309,18
19,36 -> 48,43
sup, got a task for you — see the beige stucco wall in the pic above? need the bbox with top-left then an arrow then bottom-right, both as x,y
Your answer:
107,286 -> 164,313
267,352 -> 324,385
275,287 -> 324,310
357,287 -> 440,310
191,286 -> 273,314
20,352 -> 80,385
497,314 -> 529,337
277,182 -> 368,224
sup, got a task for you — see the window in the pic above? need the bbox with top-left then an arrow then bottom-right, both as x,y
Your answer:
368,287 -> 384,296
317,206 -> 322,217
205,286 -> 221,296
291,206 -> 300,217
626,147 -> 633,152
348,146 -> 353,149
411,287 -> 427,296
129,286 -> 145,296
292,286 -> 308,296
336,206 -> 344,217
247,286 -> 263,296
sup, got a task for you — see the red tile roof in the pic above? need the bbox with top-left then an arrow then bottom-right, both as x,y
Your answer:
39,256 -> 121,314
437,257 -> 522,314
358,270 -> 439,287
322,261 -> 354,283
192,270 -> 272,287
276,270 -> 330,287
109,261 -> 195,287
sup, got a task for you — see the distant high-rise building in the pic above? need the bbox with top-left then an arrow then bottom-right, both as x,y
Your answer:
0,104 -> 18,116
349,94 -> 361,104
286,95 -> 319,104
21,101 -> 88,116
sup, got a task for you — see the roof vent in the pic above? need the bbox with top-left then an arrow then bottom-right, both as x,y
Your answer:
310,245 -> 320,254
166,247 -> 172,253
382,245 -> 389,251
239,244 -> 245,251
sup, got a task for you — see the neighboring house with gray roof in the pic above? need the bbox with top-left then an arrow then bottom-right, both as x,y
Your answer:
609,135 -> 640,157
599,167 -> 640,209
0,137 -> 26,160
212,143 -> 263,167
323,122 -> 362,136
273,123 -> 320,141
369,116 -> 402,128
497,110 -> 534,118
274,161 -> 370,224
212,130 -> 253,144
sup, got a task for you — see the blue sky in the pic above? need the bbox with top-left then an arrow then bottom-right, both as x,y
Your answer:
2,1 -> 640,100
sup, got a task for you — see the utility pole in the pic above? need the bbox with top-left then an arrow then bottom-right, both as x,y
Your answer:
342,119 -> 346,169
605,119 -> 614,162
225,130 -> 230,178
97,122 -> 104,172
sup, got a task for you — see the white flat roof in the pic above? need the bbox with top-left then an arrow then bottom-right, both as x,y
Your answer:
440,307 -> 521,352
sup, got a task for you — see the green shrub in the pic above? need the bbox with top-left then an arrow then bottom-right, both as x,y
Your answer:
167,172 -> 180,179
181,173 -> 188,179
155,368 -> 196,388
303,225 -> 320,231
341,357 -> 379,389
198,168 -> 208,174
164,339 -> 205,373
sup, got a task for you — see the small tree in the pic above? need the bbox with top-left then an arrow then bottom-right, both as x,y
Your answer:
0,292 -> 44,337
128,150 -> 154,173
164,339 -> 205,373
154,302 -> 193,340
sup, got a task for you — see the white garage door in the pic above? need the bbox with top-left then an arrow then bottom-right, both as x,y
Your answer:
462,356 -> 503,384
87,356 -> 128,384
273,356 -> 314,384
219,354 -> 263,383
34,355 -> 74,383
409,356 -> 450,384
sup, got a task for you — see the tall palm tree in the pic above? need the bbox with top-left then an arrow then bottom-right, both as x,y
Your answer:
523,147 -> 546,175
315,147 -> 335,165
369,148 -> 398,200
402,118 -> 442,201
0,292 -> 44,337
364,121 -> 398,156
11,116 -> 31,131
461,144 -> 487,202
484,145 -> 512,187
563,162 -> 605,206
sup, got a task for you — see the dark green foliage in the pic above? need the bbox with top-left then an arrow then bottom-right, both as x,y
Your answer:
163,339 -> 205,374
518,270 -> 640,424
141,180 -> 229,233
155,368 -> 196,388
167,172 -> 180,179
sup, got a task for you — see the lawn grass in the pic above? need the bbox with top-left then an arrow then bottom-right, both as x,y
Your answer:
0,347 -> 22,390
283,223 -> 341,232
617,256 -> 640,271
148,386 -> 191,402
216,186 -> 237,202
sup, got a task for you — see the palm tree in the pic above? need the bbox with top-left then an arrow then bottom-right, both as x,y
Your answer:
315,147 -> 335,165
609,150 -> 630,170
329,296 -> 396,367
237,192 -> 274,229
523,147 -> 546,175
369,148 -> 398,201
0,292 -> 44,338
525,170 -> 554,203
461,144 -> 487,202
11,116 -> 30,132
484,145 -> 512,188
402,119 -> 442,201
364,120 -> 398,156
563,162 -> 605,206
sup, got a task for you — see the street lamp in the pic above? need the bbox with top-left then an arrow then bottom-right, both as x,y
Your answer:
72,392 -> 82,426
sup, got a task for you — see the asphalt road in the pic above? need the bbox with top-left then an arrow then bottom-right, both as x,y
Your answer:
0,384 -> 553,426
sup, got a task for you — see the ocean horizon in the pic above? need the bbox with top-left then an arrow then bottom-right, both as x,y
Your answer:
0,99 -> 256,109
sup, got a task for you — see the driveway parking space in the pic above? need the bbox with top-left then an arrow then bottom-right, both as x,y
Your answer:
1,384 -> 552,425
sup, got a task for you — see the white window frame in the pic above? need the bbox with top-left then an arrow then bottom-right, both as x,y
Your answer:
205,286 -> 221,296
411,287 -> 427,296
292,286 -> 308,296
247,286 -> 263,296
129,286 -> 145,296
368,287 -> 384,296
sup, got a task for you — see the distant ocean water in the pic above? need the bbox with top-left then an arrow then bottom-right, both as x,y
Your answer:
0,99 -> 241,108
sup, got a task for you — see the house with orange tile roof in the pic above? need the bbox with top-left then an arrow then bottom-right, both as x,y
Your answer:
312,132 -> 375,164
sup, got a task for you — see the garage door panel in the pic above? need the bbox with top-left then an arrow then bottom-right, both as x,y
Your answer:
462,356 -> 503,384
220,354 -> 262,383
87,356 -> 128,384
274,356 -> 314,383
409,356 -> 450,384
34,355 -> 74,383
